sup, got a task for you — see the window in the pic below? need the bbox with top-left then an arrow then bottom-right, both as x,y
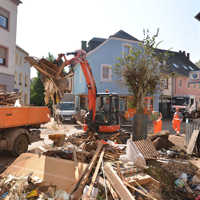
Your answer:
0,7 -> 9,30
179,80 -> 182,87
160,78 -> 168,89
122,43 -> 132,56
0,46 -> 8,66
101,64 -> 112,81
14,71 -> 17,85
19,73 -> 22,85
173,63 -> 179,68
187,82 -> 190,88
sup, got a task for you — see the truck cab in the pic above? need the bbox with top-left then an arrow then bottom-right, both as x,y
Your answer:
171,95 -> 199,118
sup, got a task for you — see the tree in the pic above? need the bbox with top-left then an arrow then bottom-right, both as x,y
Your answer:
196,60 -> 200,68
115,29 -> 169,140
30,73 -> 45,106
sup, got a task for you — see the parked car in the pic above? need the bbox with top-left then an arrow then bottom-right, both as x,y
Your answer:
55,102 -> 77,123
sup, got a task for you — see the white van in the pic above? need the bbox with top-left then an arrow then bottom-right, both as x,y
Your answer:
55,102 -> 77,123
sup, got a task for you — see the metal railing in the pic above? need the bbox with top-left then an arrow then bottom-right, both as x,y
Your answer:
185,119 -> 200,154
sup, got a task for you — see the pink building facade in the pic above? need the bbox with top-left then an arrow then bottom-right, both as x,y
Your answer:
173,76 -> 200,101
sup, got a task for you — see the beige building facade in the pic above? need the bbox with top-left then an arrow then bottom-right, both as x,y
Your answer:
14,45 -> 30,105
0,0 -> 21,91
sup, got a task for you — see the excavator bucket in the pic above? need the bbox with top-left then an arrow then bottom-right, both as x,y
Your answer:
25,56 -> 72,104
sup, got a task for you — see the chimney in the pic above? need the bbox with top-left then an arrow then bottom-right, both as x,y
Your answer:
81,41 -> 87,52
186,53 -> 190,59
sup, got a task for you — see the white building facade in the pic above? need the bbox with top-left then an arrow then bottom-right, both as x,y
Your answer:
0,0 -> 21,91
14,45 -> 30,105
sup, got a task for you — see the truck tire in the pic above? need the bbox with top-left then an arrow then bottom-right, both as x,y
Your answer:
11,134 -> 29,156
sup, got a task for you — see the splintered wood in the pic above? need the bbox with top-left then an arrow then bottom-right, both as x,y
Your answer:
25,56 -> 72,104
0,91 -> 21,106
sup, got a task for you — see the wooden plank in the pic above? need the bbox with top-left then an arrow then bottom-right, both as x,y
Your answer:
189,159 -> 200,170
86,148 -> 105,198
125,174 -> 160,188
125,181 -> 158,200
98,176 -> 120,200
70,141 -> 104,199
104,163 -> 135,200
187,130 -> 200,154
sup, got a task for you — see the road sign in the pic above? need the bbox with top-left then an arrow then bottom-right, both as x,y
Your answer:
189,71 -> 200,83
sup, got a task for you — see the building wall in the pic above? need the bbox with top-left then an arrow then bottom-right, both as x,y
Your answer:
0,73 -> 14,91
73,37 -> 161,111
14,46 -> 30,105
74,38 -> 141,95
0,0 -> 18,91
174,76 -> 200,100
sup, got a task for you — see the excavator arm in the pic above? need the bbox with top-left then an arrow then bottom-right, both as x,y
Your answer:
63,50 -> 97,122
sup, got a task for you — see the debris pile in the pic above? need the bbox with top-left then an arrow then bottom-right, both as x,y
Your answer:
1,128 -> 200,199
0,90 -> 21,106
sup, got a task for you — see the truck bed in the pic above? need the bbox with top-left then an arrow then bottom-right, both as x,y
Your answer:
0,106 -> 50,129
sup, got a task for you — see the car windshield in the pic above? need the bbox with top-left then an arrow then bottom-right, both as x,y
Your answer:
172,97 -> 189,106
59,103 -> 75,110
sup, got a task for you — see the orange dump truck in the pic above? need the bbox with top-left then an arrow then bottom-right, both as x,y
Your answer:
0,106 -> 50,156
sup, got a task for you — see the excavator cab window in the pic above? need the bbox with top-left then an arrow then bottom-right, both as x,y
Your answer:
95,94 -> 119,125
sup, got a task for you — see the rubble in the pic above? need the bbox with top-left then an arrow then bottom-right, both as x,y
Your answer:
0,90 -> 21,106
1,125 -> 200,199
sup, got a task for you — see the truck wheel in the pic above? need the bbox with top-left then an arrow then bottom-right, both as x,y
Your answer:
11,134 -> 29,156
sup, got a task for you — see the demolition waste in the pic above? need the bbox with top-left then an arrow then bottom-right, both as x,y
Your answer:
0,120 -> 200,200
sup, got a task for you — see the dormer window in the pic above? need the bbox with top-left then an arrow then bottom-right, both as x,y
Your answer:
173,63 -> 179,68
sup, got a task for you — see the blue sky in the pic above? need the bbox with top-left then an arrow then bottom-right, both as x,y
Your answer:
16,0 -> 200,77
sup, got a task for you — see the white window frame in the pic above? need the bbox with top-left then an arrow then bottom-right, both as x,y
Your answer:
122,43 -> 132,57
101,64 -> 112,82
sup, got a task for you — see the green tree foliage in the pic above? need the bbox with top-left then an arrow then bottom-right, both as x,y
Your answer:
30,73 -> 45,106
115,29 -> 169,113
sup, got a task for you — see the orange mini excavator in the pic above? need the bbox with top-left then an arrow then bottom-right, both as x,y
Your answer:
26,50 -> 120,133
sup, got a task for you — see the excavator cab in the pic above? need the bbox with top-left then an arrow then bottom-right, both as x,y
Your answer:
84,93 -> 120,133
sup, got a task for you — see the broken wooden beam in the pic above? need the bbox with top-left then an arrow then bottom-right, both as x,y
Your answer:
104,163 -> 135,200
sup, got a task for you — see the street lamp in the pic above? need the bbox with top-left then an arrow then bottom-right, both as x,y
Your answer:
195,12 -> 200,21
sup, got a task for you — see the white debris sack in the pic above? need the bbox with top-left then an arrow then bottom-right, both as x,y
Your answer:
126,138 -> 147,168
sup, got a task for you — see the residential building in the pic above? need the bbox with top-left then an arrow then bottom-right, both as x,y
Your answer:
73,30 -> 155,112
14,45 -> 30,105
0,0 -> 21,91
159,50 -> 199,118
73,30 -> 199,119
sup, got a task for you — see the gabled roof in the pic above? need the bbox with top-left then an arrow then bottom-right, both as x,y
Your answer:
155,49 -> 199,76
87,37 -> 106,52
109,30 -> 140,41
16,45 -> 29,56
86,30 -> 139,53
